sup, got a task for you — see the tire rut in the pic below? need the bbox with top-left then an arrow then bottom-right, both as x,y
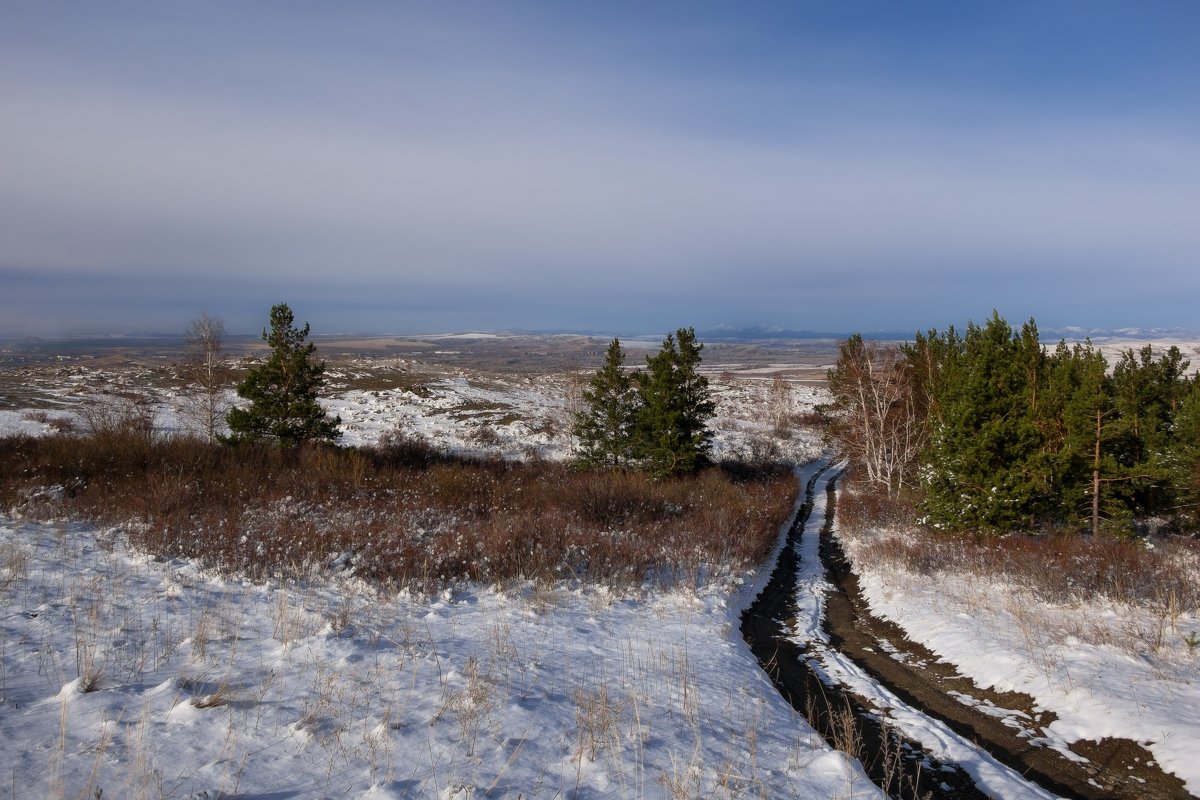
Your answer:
742,462 -> 1193,799
818,476 -> 1194,800
741,465 -> 988,799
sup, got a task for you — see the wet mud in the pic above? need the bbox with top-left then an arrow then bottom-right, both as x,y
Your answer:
742,466 -> 1194,799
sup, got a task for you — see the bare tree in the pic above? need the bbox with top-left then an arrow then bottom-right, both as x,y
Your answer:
827,335 -> 927,497
563,371 -> 589,447
182,311 -> 229,442
768,375 -> 792,435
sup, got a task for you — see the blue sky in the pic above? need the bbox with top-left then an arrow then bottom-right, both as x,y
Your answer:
2,2 -> 1198,337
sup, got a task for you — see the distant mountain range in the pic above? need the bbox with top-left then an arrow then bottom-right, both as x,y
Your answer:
5,324 -> 1199,348
1039,326 -> 1200,340
695,324 -> 906,341
695,324 -> 1200,343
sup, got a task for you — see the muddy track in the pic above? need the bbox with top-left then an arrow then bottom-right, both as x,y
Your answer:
742,463 -> 1194,799
741,466 -> 988,800
818,476 -> 1194,800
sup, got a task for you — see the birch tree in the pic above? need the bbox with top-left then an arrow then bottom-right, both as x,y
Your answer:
182,311 -> 230,442
827,334 -> 926,497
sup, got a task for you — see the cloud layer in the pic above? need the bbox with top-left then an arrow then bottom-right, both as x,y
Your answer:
2,3 -> 1198,335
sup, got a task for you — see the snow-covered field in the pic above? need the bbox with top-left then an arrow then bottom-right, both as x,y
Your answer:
0,358 -> 828,466
0,507 -> 880,799
1,360 -> 872,799
324,372 -> 824,464
837,522 -> 1200,796
6,353 -> 1199,798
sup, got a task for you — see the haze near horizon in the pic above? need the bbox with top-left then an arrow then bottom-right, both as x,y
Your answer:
2,2 -> 1198,337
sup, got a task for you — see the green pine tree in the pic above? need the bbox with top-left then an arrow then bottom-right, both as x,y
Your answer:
1040,340 -> 1120,529
633,327 -> 715,477
918,313 -> 1047,530
573,338 -> 637,468
225,303 -> 341,446
897,312 -> 1199,534
1169,375 -> 1200,526
1109,345 -> 1189,516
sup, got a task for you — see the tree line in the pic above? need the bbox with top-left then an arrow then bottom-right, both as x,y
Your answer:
828,311 -> 1200,534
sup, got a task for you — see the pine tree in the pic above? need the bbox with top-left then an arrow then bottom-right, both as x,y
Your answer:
633,327 -> 715,477
573,338 -> 637,468
1109,345 -> 1190,516
225,303 -> 341,446
895,312 -> 1200,533
919,313 -> 1046,530
1169,376 -> 1200,526
1040,340 -> 1117,529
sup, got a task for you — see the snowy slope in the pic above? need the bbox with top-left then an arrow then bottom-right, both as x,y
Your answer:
839,526 -> 1200,795
0,511 -> 879,799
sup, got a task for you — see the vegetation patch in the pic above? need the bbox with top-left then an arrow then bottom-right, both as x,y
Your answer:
828,312 -> 1200,535
838,482 -> 1200,611
0,429 -> 794,593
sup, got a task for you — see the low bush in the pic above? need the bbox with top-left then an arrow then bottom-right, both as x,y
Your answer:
0,429 -> 796,593
838,477 -> 1200,611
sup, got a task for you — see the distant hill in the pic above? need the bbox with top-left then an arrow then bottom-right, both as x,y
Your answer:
1041,326 -> 1200,341
696,324 -> 908,341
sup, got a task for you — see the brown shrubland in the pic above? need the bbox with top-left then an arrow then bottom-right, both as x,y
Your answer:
838,481 -> 1200,611
0,427 -> 795,593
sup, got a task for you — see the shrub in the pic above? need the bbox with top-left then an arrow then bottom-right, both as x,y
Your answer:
372,427 -> 449,469
839,474 -> 1200,610
0,430 -> 796,593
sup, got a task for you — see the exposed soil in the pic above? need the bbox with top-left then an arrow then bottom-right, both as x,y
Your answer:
816,474 -> 1193,799
741,466 -> 988,799
742,466 -> 1196,799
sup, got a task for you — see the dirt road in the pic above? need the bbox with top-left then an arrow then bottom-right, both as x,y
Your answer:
741,463 -> 1194,799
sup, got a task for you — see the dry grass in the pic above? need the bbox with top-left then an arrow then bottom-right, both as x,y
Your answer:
0,425 -> 861,800
0,429 -> 794,593
838,482 -> 1200,616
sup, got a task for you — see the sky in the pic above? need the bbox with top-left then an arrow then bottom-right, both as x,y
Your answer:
2,1 -> 1199,338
